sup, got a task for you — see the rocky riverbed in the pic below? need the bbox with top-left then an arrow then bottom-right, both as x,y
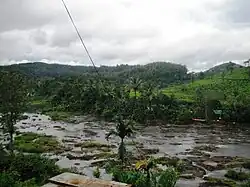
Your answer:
8,113 -> 250,186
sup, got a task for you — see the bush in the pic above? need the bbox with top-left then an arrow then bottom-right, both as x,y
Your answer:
225,170 -> 249,181
7,154 -> 62,184
108,165 -> 178,187
0,172 -> 38,187
93,167 -> 101,178
243,161 -> 250,169
240,181 -> 250,187
0,172 -> 18,187
176,108 -> 193,124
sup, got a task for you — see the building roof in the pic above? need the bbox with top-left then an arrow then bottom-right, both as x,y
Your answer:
42,172 -> 131,187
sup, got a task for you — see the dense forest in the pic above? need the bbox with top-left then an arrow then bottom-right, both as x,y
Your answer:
0,61 -> 250,187
0,61 -> 188,87
1,61 -> 250,124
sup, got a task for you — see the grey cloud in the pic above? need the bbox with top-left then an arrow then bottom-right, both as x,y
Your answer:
0,0 -> 250,71
30,29 -> 48,45
224,0 -> 250,26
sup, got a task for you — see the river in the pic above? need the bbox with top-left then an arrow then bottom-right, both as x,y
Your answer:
14,113 -> 250,187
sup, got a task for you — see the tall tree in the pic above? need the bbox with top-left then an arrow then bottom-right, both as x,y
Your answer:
129,77 -> 142,99
0,72 -> 28,153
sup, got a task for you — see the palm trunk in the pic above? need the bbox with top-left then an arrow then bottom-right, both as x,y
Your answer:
9,132 -> 13,154
119,138 -> 125,163
9,112 -> 15,154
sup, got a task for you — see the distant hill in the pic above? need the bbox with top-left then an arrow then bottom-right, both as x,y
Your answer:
205,62 -> 243,75
0,61 -> 188,87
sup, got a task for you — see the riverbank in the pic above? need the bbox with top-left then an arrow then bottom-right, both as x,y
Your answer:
13,113 -> 250,186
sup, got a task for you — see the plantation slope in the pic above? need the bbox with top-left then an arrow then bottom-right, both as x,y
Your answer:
162,68 -> 250,103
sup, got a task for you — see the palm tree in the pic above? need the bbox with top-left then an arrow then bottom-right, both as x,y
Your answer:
105,116 -> 134,162
141,82 -> 157,113
129,77 -> 142,99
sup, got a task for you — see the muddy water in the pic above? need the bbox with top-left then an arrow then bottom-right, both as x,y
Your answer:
15,113 -> 250,187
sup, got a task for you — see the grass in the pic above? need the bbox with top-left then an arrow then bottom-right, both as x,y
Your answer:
75,140 -> 114,149
29,99 -> 51,112
203,176 -> 237,187
45,111 -> 73,121
15,132 -> 63,153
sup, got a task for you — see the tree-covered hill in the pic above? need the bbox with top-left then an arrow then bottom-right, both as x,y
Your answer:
204,61 -> 243,75
0,61 -> 188,87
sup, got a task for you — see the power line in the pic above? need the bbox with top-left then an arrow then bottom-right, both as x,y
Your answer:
61,0 -> 100,76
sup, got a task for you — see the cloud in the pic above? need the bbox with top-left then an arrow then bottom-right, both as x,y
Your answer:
0,0 -> 249,70
224,0 -> 250,26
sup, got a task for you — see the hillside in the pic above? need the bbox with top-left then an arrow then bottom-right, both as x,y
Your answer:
204,61 -> 243,75
0,61 -> 188,87
163,68 -> 250,103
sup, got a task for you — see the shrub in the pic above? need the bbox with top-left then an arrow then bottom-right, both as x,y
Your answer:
176,108 -> 193,124
0,172 -> 18,187
108,165 -> 178,187
243,161 -> 250,169
240,181 -> 250,187
0,172 -> 38,187
8,154 -> 62,184
93,167 -> 101,178
225,170 -> 249,181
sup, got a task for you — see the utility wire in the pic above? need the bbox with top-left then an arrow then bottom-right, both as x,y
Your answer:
61,2 -> 145,160
61,0 -> 100,76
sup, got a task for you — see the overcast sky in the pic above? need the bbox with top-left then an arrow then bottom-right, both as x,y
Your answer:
0,0 -> 249,71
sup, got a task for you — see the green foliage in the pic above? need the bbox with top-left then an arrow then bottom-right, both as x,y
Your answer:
0,154 -> 62,186
0,171 -> 18,187
203,176 -> 237,187
0,71 -> 29,152
93,167 -> 101,178
111,167 -> 147,187
156,168 -> 179,187
106,116 -> 134,162
28,99 -> 51,112
0,173 -> 38,187
163,68 -> 250,124
243,161 -> 250,169
45,111 -> 72,121
155,157 -> 185,172
0,62 -> 188,87
75,141 -> 112,149
240,181 -> 250,187
14,132 -> 63,153
176,108 -> 193,124
109,166 -> 178,187
225,170 -> 250,181
9,154 -> 61,184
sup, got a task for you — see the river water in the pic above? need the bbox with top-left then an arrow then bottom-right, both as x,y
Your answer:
14,113 -> 250,187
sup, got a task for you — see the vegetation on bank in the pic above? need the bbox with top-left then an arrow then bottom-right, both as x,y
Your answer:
1,62 -> 250,186
14,132 -> 64,153
0,153 -> 63,187
225,170 -> 250,181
